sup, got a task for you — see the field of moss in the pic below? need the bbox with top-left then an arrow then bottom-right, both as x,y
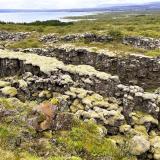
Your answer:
0,97 -> 136,160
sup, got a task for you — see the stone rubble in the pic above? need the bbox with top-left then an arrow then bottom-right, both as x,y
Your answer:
0,31 -> 30,41
0,31 -> 159,50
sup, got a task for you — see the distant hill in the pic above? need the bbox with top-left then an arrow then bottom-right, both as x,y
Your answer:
100,1 -> 160,11
0,1 -> 160,13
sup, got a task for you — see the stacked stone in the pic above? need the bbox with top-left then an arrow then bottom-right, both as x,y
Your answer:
0,31 -> 30,41
18,47 -> 160,88
123,36 -> 160,50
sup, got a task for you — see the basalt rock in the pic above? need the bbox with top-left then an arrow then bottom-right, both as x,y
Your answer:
40,33 -> 113,43
0,31 -> 30,41
123,36 -> 160,50
18,47 -> 160,89
0,50 -> 159,121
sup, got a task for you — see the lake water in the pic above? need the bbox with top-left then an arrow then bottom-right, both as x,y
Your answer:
0,11 -> 96,23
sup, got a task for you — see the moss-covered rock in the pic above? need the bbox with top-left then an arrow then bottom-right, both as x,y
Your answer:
150,136 -> 160,160
70,99 -> 84,113
129,135 -> 150,156
1,86 -> 18,97
0,80 -> 10,88
39,90 -> 52,99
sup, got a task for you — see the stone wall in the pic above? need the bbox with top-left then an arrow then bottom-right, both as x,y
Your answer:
40,33 -> 160,50
40,33 -> 113,43
0,31 -> 159,50
20,48 -> 160,89
0,56 -> 159,121
123,36 -> 160,50
0,31 -> 30,41
0,57 -> 119,98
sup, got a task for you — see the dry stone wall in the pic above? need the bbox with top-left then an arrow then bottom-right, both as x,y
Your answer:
0,31 -> 159,50
0,51 -> 159,122
40,33 -> 160,50
19,48 -> 160,88
0,31 -> 30,41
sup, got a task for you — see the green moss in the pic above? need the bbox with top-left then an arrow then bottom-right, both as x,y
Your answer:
145,49 -> 160,57
0,125 -> 10,138
0,148 -> 17,160
48,156 -> 82,160
56,120 -> 133,160
0,97 -> 135,160
1,86 -> 17,97
0,80 -> 10,88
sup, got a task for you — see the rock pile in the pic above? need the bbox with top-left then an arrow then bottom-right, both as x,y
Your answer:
0,31 -> 159,50
0,31 -> 30,41
40,32 -> 160,50
0,74 -> 160,159
40,33 -> 113,43
123,36 -> 160,50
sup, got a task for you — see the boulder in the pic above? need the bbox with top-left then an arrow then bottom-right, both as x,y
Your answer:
1,86 -> 17,97
150,136 -> 160,160
0,80 -> 10,88
33,102 -> 57,131
129,135 -> 150,156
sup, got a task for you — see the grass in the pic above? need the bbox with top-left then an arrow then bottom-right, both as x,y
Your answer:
0,11 -> 159,37
7,38 -> 43,49
145,49 -> 160,57
0,11 -> 160,56
7,33 -> 43,49
70,40 -> 147,55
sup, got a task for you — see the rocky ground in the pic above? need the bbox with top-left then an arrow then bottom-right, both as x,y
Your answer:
0,31 -> 160,160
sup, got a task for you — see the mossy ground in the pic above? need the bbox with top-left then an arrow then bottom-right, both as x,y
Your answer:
0,97 -> 136,160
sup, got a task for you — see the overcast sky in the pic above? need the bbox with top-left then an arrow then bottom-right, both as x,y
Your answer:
0,0 -> 158,9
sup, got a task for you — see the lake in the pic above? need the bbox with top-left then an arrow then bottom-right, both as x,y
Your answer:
0,11 -> 96,23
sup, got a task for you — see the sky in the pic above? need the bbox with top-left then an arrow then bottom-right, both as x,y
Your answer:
0,0 -> 158,9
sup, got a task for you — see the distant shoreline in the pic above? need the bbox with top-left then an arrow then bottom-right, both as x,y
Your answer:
0,9 -> 109,13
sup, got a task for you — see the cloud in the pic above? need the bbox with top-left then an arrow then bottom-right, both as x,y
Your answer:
0,0 -> 158,9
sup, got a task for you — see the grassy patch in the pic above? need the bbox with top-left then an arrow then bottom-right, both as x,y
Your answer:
7,37 -> 43,49
56,120 -> 133,160
145,49 -> 160,57
0,97 -> 135,160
